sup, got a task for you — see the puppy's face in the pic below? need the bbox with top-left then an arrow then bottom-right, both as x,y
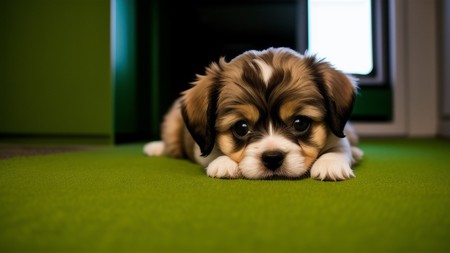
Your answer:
182,48 -> 356,179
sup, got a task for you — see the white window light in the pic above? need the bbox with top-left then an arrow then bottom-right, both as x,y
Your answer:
308,0 -> 373,75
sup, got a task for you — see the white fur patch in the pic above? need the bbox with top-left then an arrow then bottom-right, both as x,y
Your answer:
238,134 -> 306,179
206,156 -> 241,178
253,59 -> 273,85
351,146 -> 364,165
310,152 -> 355,181
143,141 -> 165,156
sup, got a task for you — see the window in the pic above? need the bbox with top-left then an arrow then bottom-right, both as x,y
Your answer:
308,0 -> 373,75
298,0 -> 388,86
297,0 -> 391,121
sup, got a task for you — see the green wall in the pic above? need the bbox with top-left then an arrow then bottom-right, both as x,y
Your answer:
0,0 -> 113,143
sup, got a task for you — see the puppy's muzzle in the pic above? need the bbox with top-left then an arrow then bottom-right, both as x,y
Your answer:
261,150 -> 285,171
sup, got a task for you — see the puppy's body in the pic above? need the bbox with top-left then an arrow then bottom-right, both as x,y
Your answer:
144,48 -> 363,180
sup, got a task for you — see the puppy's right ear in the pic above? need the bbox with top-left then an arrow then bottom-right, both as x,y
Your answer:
181,60 -> 223,157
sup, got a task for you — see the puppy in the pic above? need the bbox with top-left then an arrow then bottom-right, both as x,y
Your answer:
144,47 -> 363,180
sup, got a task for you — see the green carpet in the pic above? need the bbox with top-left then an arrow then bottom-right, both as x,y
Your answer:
1,139 -> 449,252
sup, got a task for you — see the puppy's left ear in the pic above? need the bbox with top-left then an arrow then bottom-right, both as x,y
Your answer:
317,63 -> 358,138
181,60 -> 223,157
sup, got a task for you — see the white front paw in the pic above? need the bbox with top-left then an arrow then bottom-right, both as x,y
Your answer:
351,146 -> 364,165
143,141 -> 165,156
310,155 -> 355,181
206,156 -> 241,179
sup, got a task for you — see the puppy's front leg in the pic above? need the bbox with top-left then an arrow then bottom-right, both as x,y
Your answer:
206,156 -> 242,179
310,138 -> 355,181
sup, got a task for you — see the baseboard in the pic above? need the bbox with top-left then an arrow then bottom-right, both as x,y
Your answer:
0,134 -> 113,145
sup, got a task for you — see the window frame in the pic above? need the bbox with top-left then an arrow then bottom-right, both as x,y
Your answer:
353,0 -> 439,137
297,0 -> 389,86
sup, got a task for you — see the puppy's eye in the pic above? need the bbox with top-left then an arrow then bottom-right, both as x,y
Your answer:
293,116 -> 312,133
232,120 -> 250,137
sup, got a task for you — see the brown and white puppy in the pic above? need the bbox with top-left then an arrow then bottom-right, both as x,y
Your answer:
144,47 -> 363,180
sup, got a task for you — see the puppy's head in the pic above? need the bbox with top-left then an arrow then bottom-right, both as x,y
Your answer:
181,47 -> 357,179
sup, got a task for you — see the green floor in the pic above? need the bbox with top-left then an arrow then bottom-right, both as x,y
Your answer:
1,139 -> 449,252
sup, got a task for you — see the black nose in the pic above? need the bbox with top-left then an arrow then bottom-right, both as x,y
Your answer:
261,150 -> 285,171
